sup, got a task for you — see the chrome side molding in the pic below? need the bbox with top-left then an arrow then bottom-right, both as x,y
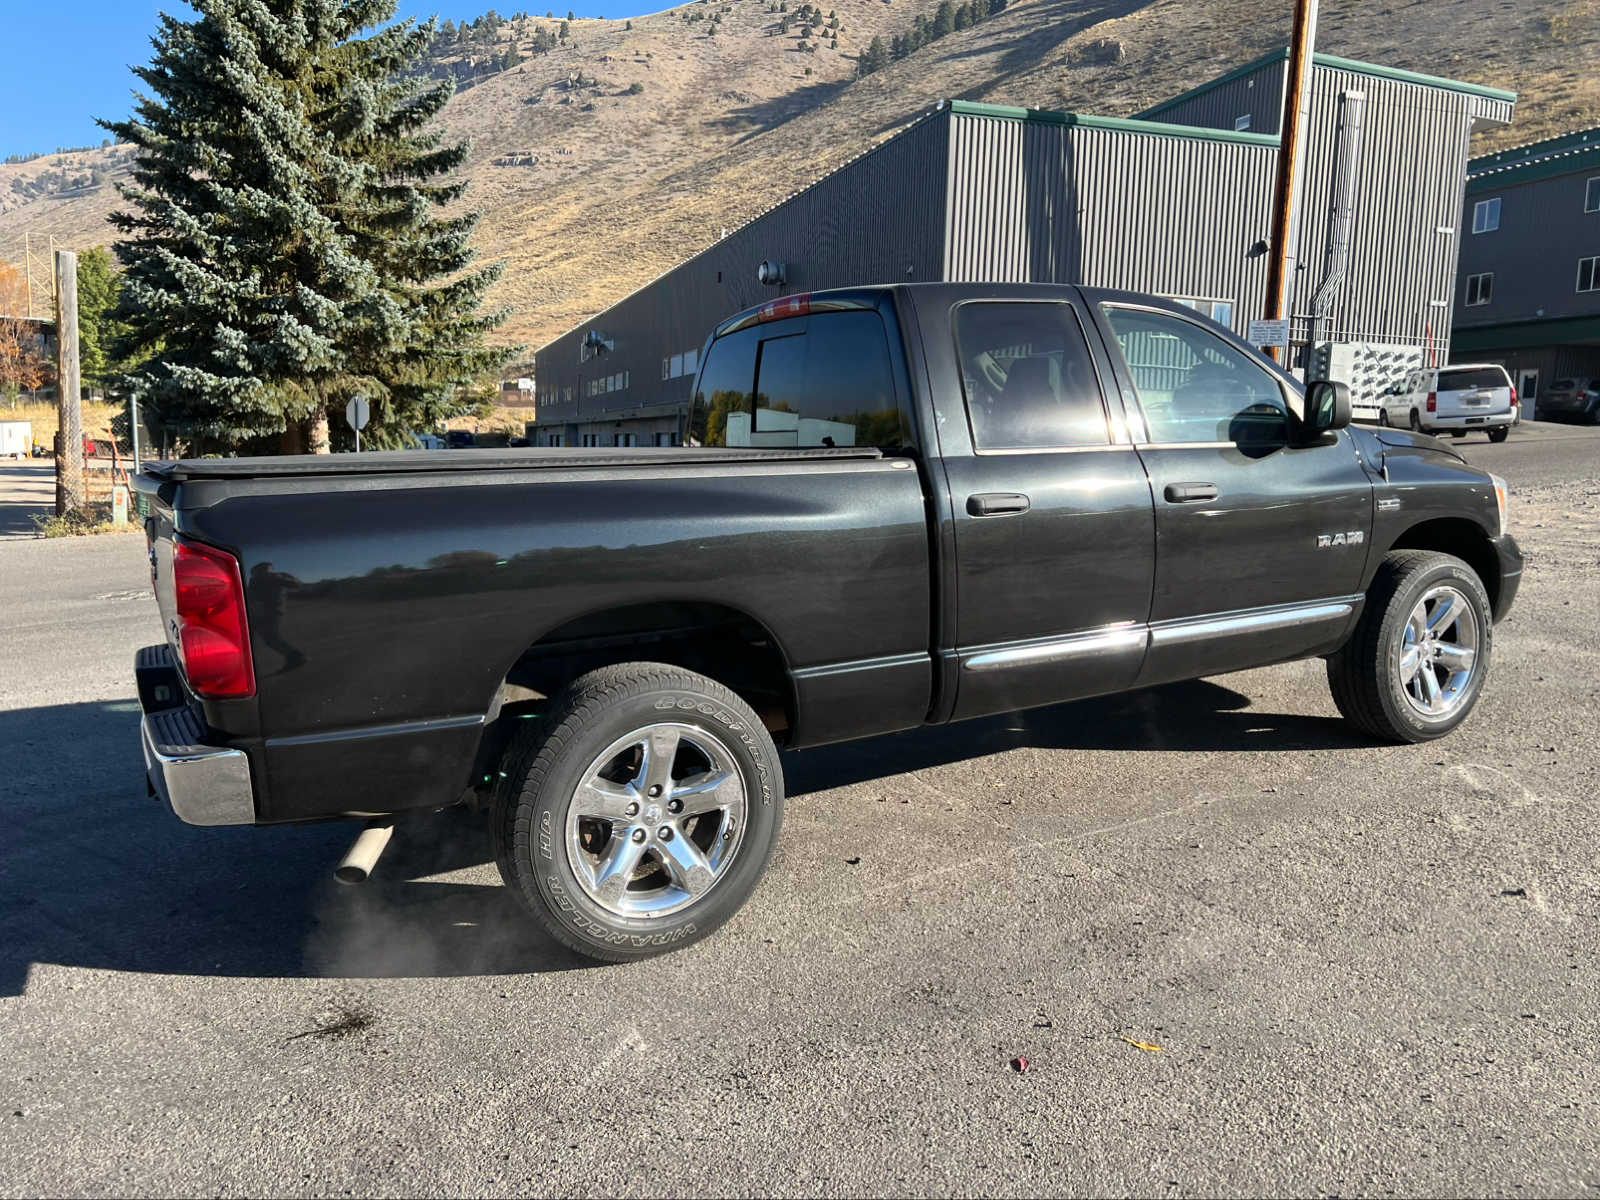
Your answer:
1148,600 -> 1357,647
963,625 -> 1146,673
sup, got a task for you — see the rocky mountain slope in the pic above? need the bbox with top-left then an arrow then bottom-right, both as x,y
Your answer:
1,0 -> 1594,362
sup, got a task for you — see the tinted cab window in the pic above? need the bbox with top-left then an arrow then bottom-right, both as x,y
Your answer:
1437,367 -> 1511,392
1103,306 -> 1288,447
690,310 -> 912,449
953,301 -> 1109,449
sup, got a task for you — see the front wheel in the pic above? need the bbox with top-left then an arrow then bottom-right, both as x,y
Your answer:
492,662 -> 784,962
1488,427 -> 1510,443
1327,550 -> 1492,743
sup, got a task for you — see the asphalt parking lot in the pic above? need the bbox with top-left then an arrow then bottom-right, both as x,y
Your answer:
1,424 -> 1597,1197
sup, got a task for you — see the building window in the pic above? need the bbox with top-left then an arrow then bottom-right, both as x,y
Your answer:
654,431 -> 680,446
1471,197 -> 1501,234
661,349 -> 700,380
1167,296 -> 1235,328
1586,177 -> 1600,213
1579,257 -> 1600,293
1465,272 -> 1493,306
1233,114 -> 1251,131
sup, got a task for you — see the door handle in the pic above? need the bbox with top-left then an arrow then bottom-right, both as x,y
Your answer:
1164,482 -> 1219,503
967,492 -> 1031,517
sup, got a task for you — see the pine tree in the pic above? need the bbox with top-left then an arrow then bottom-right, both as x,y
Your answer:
103,0 -> 512,453
76,247 -> 131,391
932,0 -> 955,37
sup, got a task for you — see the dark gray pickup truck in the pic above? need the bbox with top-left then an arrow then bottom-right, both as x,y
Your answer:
134,283 -> 1522,960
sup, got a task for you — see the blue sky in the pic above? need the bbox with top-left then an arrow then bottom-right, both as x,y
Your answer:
1,1 -> 645,160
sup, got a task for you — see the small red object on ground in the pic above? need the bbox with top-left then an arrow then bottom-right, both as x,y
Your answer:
1011,1056 -> 1029,1073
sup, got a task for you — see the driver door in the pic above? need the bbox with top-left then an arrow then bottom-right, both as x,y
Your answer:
1093,303 -> 1373,685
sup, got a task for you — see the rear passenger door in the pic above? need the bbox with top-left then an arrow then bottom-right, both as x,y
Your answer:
935,295 -> 1157,721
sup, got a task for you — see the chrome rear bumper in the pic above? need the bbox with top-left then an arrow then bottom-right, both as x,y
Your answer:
137,645 -> 256,826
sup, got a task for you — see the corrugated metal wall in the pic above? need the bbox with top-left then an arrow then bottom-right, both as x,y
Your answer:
1288,65 -> 1477,352
534,114 -> 950,434
945,113 -> 1277,336
1142,59 -> 1286,136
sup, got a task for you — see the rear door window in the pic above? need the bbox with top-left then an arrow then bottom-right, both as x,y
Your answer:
695,310 -> 911,448
953,301 -> 1109,450
1438,367 -> 1511,391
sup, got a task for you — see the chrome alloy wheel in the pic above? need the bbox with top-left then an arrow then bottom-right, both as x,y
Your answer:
1398,584 -> 1479,717
565,722 -> 748,918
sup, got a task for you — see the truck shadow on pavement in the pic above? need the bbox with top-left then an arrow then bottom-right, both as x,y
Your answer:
0,700 -> 596,997
0,680 -> 1367,995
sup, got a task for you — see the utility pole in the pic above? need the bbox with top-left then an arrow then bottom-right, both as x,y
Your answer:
1263,0 -> 1320,367
54,250 -> 84,516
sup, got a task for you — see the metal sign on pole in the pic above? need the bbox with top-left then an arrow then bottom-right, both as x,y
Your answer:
345,395 -> 370,452
1262,0 -> 1320,366
1248,318 -> 1292,350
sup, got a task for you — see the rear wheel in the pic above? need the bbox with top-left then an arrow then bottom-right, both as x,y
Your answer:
492,663 -> 783,961
1409,409 -> 1424,433
1328,550 -> 1492,743
1377,409 -> 1391,427
1487,427 -> 1510,443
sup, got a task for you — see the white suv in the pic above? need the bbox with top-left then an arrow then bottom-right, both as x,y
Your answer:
1378,364 -> 1515,442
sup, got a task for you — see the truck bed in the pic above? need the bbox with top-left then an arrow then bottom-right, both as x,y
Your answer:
144,445 -> 881,481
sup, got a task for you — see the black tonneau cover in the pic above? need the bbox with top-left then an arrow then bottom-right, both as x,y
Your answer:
145,445 -> 881,481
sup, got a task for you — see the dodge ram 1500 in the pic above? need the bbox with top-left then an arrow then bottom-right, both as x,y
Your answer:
135,284 -> 1521,960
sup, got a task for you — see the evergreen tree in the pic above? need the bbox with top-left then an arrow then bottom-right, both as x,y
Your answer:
954,2 -> 971,29
76,247 -> 132,391
856,34 -> 887,75
932,0 -> 955,37
103,1 -> 512,452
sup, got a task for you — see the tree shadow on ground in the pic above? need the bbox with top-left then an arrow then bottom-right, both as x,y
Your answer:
708,78 -> 853,143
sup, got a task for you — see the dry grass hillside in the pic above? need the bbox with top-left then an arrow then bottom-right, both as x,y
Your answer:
1,0 -> 1595,365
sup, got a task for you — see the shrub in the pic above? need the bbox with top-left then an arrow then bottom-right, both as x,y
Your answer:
627,81 -> 645,93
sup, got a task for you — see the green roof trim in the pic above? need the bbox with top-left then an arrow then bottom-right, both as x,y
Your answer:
944,100 -> 1280,147
1135,48 -> 1515,121
1311,53 -> 1516,104
1135,48 -> 1289,120
1452,315 -> 1600,352
1471,126 -> 1600,171
1467,133 -> 1600,192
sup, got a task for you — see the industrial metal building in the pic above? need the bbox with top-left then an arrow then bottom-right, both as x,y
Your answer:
1450,127 -> 1600,417
531,50 -> 1515,446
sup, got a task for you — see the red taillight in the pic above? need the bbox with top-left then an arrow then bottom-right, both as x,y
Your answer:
173,538 -> 255,698
1426,391 -> 1438,413
756,293 -> 811,324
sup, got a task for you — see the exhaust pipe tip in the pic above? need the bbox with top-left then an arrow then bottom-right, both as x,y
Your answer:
334,821 -> 394,886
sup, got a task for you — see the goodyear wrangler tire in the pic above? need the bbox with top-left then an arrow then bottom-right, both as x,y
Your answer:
492,663 -> 784,962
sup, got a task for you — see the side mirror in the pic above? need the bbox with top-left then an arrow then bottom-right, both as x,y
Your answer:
1303,379 -> 1351,437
